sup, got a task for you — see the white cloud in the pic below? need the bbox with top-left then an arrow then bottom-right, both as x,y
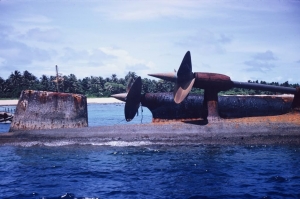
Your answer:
126,63 -> 150,71
99,47 -> 151,67
253,50 -> 277,61
20,28 -> 61,43
95,1 -> 222,21
243,50 -> 279,73
0,0 -> 299,84
0,39 -> 52,66
97,47 -> 156,77
244,60 -> 276,73
175,30 -> 232,54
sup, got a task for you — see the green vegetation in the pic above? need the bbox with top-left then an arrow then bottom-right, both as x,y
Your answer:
0,70 -> 298,98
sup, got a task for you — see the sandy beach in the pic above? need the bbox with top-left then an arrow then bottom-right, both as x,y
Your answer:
0,97 -> 124,106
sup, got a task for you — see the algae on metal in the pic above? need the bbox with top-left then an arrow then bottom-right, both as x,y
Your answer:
9,90 -> 88,131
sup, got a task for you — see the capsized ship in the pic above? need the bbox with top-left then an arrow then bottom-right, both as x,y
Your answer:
112,92 -> 295,123
112,51 -> 299,124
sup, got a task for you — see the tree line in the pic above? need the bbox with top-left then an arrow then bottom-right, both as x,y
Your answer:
0,70 -> 299,99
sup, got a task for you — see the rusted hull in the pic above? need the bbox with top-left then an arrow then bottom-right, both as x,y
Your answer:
10,90 -> 88,131
1,112 -> 300,146
141,93 -> 293,122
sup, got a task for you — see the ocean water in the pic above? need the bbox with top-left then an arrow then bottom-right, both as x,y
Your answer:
1,104 -> 300,198
0,103 -> 152,133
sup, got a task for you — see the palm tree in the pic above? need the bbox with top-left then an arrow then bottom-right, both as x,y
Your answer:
40,75 -> 51,91
111,74 -> 118,83
7,70 -> 23,98
125,71 -> 138,92
23,70 -> 38,90
125,71 -> 137,82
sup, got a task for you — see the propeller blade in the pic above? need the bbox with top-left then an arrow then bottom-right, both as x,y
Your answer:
111,93 -> 127,102
148,73 -> 177,82
174,51 -> 195,104
125,76 -> 142,121
177,51 -> 192,77
174,78 -> 195,104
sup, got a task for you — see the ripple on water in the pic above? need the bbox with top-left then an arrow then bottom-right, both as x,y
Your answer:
0,145 -> 300,198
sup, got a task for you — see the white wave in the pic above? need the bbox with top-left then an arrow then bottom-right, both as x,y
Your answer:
43,141 -> 77,147
13,141 -> 40,147
90,140 -> 153,147
8,140 -> 156,147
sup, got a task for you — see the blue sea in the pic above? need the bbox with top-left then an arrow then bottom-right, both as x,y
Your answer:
1,104 -> 300,199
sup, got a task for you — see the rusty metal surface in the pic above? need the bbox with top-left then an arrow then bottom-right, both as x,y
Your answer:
218,95 -> 293,118
194,72 -> 233,91
148,73 -> 177,82
10,90 -> 88,131
232,81 -> 297,94
141,93 -> 204,121
140,93 -> 293,122
203,89 -> 220,121
292,87 -> 300,110
1,111 -> 300,145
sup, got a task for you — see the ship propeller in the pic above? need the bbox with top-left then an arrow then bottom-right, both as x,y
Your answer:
174,51 -> 195,104
124,76 -> 142,121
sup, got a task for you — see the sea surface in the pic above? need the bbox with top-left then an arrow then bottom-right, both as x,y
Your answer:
0,103 -> 152,133
1,104 -> 300,199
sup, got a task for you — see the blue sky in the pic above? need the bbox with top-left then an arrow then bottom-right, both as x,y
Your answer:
0,0 -> 299,83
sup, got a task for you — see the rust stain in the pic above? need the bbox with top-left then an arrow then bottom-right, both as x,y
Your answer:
20,100 -> 28,111
152,117 -> 203,123
194,72 -> 233,91
73,94 -> 83,109
39,91 -> 48,104
226,112 -> 300,125
292,87 -> 300,110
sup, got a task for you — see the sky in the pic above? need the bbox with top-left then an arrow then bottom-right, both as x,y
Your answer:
0,0 -> 299,83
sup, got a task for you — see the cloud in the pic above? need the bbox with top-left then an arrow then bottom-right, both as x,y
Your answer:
96,47 -> 155,77
243,50 -> 278,73
201,63 -> 211,68
0,23 -> 59,78
20,28 -> 61,43
89,48 -> 116,61
99,47 -> 147,66
0,36 -> 54,70
95,1 -> 285,22
57,47 -> 155,78
253,50 -> 277,61
18,14 -> 52,24
95,1 -> 216,21
244,60 -> 276,73
0,41 -> 51,64
0,24 -> 14,39
60,47 -> 116,67
175,30 -> 232,54
60,47 -> 89,62
126,63 -> 150,71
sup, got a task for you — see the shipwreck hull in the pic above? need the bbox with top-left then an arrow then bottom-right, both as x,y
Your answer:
1,112 -> 300,146
10,90 -> 88,131
140,93 -> 293,122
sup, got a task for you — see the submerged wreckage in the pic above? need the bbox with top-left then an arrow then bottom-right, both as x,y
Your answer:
0,51 -> 299,146
112,51 -> 299,124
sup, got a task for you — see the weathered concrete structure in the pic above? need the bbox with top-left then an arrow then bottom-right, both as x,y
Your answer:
9,90 -> 88,131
